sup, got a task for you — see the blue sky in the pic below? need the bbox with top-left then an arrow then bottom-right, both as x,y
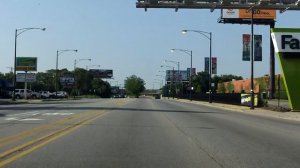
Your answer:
0,0 -> 299,89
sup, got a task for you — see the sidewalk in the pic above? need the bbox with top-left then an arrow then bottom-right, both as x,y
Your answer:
0,99 -> 42,105
172,98 -> 300,122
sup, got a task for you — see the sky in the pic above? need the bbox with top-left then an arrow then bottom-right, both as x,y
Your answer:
0,0 -> 299,89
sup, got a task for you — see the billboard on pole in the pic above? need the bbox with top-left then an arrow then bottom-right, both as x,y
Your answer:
16,57 -> 37,71
89,69 -> 113,78
243,34 -> 251,61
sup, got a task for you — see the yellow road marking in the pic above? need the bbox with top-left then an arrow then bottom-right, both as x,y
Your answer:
0,111 -> 98,148
0,111 -> 108,168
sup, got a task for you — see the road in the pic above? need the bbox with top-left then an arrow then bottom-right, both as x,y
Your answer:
0,97 -> 300,168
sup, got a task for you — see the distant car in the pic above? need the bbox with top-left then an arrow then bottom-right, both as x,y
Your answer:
39,91 -> 54,99
31,91 -> 41,99
54,91 -> 68,98
14,89 -> 32,99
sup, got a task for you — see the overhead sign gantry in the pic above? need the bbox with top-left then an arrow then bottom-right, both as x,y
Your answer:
136,0 -> 300,11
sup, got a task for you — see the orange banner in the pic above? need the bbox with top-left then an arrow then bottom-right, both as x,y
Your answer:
239,9 -> 276,19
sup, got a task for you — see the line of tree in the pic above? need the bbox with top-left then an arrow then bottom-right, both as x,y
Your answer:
0,68 -> 112,98
162,71 -> 243,95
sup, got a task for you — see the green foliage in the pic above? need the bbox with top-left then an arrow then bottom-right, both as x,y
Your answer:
218,82 -> 226,93
192,71 -> 209,93
124,75 -> 145,97
91,78 -> 111,98
226,82 -> 234,93
0,68 -> 113,98
191,72 -> 243,93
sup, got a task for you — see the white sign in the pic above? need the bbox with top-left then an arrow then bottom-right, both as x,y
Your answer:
222,9 -> 239,18
16,73 -> 36,82
60,77 -> 75,86
271,32 -> 300,53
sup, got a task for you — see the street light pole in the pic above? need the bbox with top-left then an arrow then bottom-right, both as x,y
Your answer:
165,60 -> 180,97
13,27 -> 46,101
170,49 -> 193,101
160,65 -> 175,98
56,49 -> 78,97
182,29 -> 212,103
73,58 -> 91,97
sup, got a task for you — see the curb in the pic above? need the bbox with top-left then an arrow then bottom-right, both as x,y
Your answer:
167,98 -> 300,122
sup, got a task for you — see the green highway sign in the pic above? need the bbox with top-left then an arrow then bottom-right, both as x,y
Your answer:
16,57 -> 37,71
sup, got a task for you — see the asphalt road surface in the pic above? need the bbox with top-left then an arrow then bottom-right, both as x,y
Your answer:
0,98 -> 300,168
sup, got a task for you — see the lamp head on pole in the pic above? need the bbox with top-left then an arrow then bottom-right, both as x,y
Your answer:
41,28 -> 46,31
181,30 -> 188,34
170,49 -> 175,53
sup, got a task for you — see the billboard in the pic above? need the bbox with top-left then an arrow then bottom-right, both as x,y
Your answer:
166,70 -> 188,82
243,34 -> 251,61
16,73 -> 36,83
89,69 -> 113,78
16,57 -> 37,71
223,9 -> 276,19
60,77 -> 75,86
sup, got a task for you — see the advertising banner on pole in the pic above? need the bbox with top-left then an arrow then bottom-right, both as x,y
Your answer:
254,35 -> 262,61
243,34 -> 250,61
16,57 -> 37,71
204,57 -> 209,72
212,57 -> 217,74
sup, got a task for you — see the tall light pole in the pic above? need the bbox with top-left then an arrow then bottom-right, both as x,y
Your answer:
182,29 -> 212,103
73,58 -> 91,97
74,59 -> 91,70
156,75 -> 164,88
171,49 -> 193,101
165,60 -> 180,96
56,49 -> 78,96
161,65 -> 175,98
13,27 -> 46,101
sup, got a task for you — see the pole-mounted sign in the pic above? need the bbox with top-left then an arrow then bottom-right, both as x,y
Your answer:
16,57 -> 37,71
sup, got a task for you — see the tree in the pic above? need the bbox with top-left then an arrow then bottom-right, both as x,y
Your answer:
192,71 -> 209,93
124,75 -> 145,97
91,78 -> 111,98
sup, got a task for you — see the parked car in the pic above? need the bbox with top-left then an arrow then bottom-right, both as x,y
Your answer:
39,91 -> 54,99
14,89 -> 32,99
53,91 -> 68,98
31,91 -> 41,99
